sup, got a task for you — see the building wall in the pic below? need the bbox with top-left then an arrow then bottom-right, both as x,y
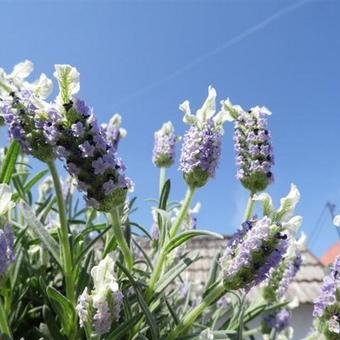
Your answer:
290,304 -> 314,339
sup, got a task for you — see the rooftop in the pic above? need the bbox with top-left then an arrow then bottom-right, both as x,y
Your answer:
321,240 -> 340,266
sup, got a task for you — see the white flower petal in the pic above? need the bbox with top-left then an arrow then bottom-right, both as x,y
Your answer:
221,98 -> 244,121
54,64 -> 80,103
28,73 -> 53,99
10,60 -> 34,80
333,215 -> 340,227
196,86 -> 216,122
277,183 -> 301,221
253,192 -> 274,216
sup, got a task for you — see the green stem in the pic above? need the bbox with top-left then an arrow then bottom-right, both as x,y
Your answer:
145,249 -> 166,302
244,194 -> 255,221
170,186 -> 195,238
146,186 -> 196,301
47,161 -> 75,304
159,167 -> 166,196
168,282 -> 227,339
110,207 -> 133,270
0,298 -> 12,338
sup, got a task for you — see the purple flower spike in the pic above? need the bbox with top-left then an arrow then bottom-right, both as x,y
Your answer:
152,121 -> 176,168
225,100 -> 274,193
313,255 -> 340,337
221,216 -> 289,291
178,86 -> 228,188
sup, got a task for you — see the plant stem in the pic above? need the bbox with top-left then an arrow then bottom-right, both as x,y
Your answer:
168,282 -> 227,339
170,186 -> 195,238
110,207 -> 133,270
159,167 -> 166,196
47,161 -> 75,304
0,298 -> 12,338
146,186 -> 196,301
145,249 -> 166,302
244,194 -> 255,220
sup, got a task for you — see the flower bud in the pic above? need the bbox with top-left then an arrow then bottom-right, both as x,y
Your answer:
152,121 -> 176,168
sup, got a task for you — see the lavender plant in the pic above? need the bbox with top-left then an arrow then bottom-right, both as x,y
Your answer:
312,256 -> 340,339
0,61 -> 311,340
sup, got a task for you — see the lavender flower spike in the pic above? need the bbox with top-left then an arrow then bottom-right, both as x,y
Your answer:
76,255 -> 124,335
313,255 -> 340,339
152,121 -> 176,168
262,233 -> 305,303
52,65 -> 133,211
220,216 -> 290,291
179,86 -> 228,188
224,98 -> 274,193
0,61 -> 56,162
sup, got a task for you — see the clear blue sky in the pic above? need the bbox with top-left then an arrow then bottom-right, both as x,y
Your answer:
1,0 -> 339,257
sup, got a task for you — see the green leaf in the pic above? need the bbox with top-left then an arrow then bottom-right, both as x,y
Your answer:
76,251 -> 94,298
12,169 -> 48,201
43,305 -> 67,340
155,251 -> 200,294
164,230 -> 223,254
21,201 -> 61,266
116,262 -> 159,340
46,286 -> 76,336
159,179 -> 171,210
203,251 -> 221,292
74,224 -> 111,267
128,222 -> 152,240
0,140 -> 21,184
106,313 -> 143,340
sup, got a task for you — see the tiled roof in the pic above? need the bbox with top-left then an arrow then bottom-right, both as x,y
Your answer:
321,240 -> 340,266
139,235 -> 326,304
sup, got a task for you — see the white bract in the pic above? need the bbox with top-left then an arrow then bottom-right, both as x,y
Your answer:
179,86 -> 229,128
277,183 -> 301,221
0,184 -> 15,215
333,215 -> 340,227
54,64 -> 80,104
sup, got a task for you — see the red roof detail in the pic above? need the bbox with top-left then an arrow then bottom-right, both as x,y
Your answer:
321,241 -> 340,266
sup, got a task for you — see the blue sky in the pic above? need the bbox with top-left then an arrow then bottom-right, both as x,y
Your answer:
0,0 -> 339,257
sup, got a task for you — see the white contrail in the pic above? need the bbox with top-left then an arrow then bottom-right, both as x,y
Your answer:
116,0 -> 310,105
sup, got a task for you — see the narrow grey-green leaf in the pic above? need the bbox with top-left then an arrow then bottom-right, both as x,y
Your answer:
21,201 -> 61,266
0,140 -> 20,184
164,230 -> 223,254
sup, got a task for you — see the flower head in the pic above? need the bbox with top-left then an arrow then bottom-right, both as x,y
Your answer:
0,61 -> 56,162
313,256 -> 340,339
224,99 -> 274,193
221,216 -> 289,291
50,65 -> 133,211
262,309 -> 291,334
179,86 -> 228,187
152,121 -> 176,168
76,255 -> 124,335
